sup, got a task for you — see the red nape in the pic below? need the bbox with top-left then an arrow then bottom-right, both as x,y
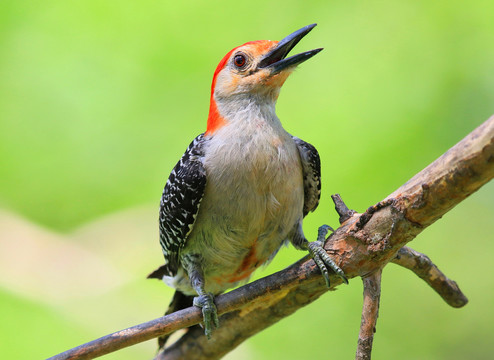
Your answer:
206,97 -> 227,135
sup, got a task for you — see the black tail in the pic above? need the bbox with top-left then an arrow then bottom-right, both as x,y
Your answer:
147,265 -> 194,350
147,264 -> 172,280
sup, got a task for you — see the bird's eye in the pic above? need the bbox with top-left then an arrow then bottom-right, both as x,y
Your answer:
233,54 -> 247,68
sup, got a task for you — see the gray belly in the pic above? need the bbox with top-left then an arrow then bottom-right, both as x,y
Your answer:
177,133 -> 304,295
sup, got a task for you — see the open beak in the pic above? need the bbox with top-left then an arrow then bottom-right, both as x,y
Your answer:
258,23 -> 322,74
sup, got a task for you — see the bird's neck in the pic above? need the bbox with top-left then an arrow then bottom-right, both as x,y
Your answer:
206,92 -> 281,135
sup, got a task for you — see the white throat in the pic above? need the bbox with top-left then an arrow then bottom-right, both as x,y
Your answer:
214,91 -> 282,131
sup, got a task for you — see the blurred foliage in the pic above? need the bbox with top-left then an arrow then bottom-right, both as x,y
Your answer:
0,0 -> 493,359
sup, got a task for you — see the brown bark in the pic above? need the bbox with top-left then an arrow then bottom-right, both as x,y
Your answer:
47,115 -> 494,360
391,246 -> 468,308
356,269 -> 382,360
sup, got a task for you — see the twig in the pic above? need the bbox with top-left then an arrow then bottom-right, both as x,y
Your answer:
356,269 -> 382,360
392,246 -> 468,308
46,307 -> 201,360
332,193 -> 356,223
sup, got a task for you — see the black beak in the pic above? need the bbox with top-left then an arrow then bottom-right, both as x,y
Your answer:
258,23 -> 322,74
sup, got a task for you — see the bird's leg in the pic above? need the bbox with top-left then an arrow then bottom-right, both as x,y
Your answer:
184,255 -> 219,339
292,223 -> 348,287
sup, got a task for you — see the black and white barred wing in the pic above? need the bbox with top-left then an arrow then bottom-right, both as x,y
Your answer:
159,133 -> 207,275
291,136 -> 321,217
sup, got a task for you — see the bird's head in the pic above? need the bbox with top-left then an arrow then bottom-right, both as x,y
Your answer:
207,24 -> 322,134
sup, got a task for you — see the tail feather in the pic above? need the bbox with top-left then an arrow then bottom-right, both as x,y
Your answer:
147,264 -> 172,280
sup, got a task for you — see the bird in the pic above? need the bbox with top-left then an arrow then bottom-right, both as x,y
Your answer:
148,23 -> 348,348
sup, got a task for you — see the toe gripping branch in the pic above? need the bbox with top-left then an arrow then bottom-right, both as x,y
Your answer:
308,224 -> 349,287
193,293 -> 219,339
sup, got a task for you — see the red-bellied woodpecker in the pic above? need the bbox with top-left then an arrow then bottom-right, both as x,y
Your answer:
149,23 -> 348,347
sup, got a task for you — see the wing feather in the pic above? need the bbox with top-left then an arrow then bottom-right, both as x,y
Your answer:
291,136 -> 321,217
159,134 -> 207,274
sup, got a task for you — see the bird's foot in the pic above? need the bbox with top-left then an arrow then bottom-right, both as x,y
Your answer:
307,224 -> 348,287
193,292 -> 219,339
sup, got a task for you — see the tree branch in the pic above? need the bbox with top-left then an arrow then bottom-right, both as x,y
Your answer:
47,115 -> 494,360
356,269 -> 382,360
391,246 -> 468,308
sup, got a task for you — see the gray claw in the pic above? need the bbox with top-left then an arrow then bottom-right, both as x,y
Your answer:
318,224 -> 334,241
193,293 -> 219,339
308,225 -> 348,287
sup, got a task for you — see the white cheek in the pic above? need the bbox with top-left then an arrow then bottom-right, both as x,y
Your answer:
214,70 -> 234,98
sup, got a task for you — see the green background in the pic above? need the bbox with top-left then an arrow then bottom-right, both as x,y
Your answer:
1,0 -> 493,359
